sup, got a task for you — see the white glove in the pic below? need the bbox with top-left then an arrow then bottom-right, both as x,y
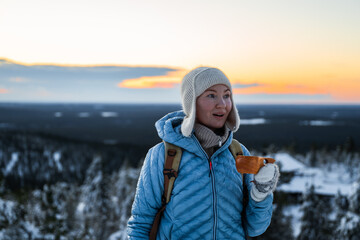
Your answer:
250,163 -> 280,202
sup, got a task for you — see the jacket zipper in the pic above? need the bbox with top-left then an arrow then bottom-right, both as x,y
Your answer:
192,135 -> 218,240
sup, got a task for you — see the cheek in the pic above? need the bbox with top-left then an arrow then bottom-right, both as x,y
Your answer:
226,99 -> 232,111
197,99 -> 213,113
199,105 -> 211,117
196,100 -> 208,119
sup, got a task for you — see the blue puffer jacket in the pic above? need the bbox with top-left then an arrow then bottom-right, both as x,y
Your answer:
127,111 -> 273,239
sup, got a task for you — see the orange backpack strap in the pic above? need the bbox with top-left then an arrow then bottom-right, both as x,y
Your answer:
229,139 -> 244,159
229,139 -> 245,184
149,141 -> 182,240
230,139 -> 253,238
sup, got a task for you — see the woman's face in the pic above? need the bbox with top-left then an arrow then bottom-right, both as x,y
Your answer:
196,84 -> 232,131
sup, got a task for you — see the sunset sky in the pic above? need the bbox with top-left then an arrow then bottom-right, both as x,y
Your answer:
0,0 -> 359,104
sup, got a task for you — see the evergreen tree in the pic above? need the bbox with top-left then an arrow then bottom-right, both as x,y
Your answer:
0,198 -> 40,239
306,145 -> 318,167
297,185 -> 333,240
337,178 -> 360,239
344,136 -> 355,153
258,203 -> 294,240
334,190 -> 349,220
31,183 -> 73,239
77,155 -> 115,240
107,159 -> 141,239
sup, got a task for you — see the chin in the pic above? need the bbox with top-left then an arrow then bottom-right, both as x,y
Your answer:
210,123 -> 226,130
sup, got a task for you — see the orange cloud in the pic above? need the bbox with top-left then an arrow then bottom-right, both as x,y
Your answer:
233,83 -> 328,95
118,70 -> 186,89
0,88 -> 9,94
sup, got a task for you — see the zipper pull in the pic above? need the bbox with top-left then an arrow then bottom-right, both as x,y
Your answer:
218,140 -> 222,147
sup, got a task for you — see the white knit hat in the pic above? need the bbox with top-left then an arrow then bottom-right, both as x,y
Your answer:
180,67 -> 240,137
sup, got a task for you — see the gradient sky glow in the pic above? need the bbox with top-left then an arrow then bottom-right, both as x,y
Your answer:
1,0 -> 359,104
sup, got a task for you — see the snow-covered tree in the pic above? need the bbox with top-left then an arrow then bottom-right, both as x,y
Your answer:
297,185 -> 333,240
334,190 -> 349,221
107,159 -> 141,240
337,179 -> 360,239
259,203 -> 294,240
77,155 -> 115,240
24,182 -> 77,239
306,145 -> 318,167
0,198 -> 40,239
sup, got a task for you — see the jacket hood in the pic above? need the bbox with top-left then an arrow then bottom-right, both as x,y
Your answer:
155,110 -> 233,159
155,110 -> 187,144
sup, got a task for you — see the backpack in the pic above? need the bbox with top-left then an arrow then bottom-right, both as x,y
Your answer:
149,139 -> 248,240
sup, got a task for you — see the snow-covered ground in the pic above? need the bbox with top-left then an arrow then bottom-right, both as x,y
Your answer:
241,118 -> 268,125
272,152 -> 355,196
270,152 -> 305,172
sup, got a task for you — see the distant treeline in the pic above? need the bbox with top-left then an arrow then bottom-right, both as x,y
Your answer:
0,130 -> 147,190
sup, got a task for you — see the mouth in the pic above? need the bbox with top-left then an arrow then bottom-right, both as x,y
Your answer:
213,113 -> 225,118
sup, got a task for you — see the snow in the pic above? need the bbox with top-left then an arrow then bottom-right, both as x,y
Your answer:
78,112 -> 90,118
92,174 -> 102,184
241,118 -> 268,125
53,151 -> 63,172
269,152 -> 355,196
101,112 -> 118,117
22,221 -> 41,239
0,199 -> 17,224
77,202 -> 85,213
278,164 -> 353,196
108,230 -> 127,240
269,152 -> 305,172
300,120 -> 334,126
350,182 -> 359,196
54,112 -> 63,117
340,212 -> 360,232
283,205 -> 302,238
5,152 -> 19,175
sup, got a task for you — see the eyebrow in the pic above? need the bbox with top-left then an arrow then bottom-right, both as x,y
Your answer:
205,88 -> 231,93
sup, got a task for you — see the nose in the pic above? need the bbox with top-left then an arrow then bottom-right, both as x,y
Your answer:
216,97 -> 226,108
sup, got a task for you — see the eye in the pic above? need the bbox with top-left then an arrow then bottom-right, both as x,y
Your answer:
224,94 -> 231,99
207,94 -> 215,98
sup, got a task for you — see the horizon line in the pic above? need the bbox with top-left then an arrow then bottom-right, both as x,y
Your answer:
0,101 -> 359,106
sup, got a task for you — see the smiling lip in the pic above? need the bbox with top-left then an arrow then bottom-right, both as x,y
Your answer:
213,113 -> 225,118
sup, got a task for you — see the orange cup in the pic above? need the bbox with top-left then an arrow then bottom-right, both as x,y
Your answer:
235,156 -> 276,174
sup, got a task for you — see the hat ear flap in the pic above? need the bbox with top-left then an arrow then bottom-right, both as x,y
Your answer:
181,101 -> 196,137
181,79 -> 197,137
225,95 -> 240,132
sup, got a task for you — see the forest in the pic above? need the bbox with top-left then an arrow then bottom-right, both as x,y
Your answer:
0,129 -> 359,240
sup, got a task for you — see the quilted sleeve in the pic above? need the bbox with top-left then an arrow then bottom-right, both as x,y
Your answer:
127,143 -> 165,239
241,144 -> 273,237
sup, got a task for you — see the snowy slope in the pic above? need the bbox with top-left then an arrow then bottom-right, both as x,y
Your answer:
270,152 -> 305,172
271,152 -> 354,196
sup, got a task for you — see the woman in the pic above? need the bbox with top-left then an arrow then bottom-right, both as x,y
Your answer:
127,67 -> 279,239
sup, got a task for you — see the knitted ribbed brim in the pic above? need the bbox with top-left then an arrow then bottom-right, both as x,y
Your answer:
180,67 -> 240,137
